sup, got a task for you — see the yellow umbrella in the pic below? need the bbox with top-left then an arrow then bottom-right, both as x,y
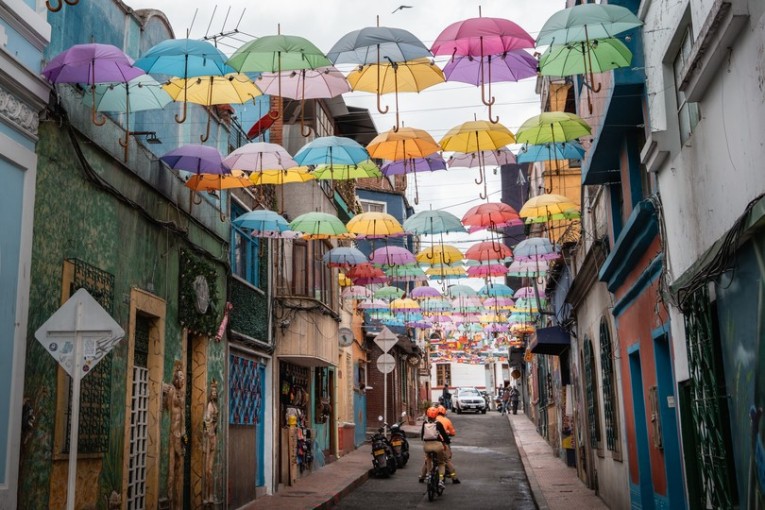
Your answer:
185,174 -> 252,192
163,73 -> 262,142
248,167 -> 315,186
518,193 -> 580,222
346,211 -> 404,238
425,265 -> 466,278
439,120 -> 516,199
416,245 -> 463,265
347,58 -> 445,131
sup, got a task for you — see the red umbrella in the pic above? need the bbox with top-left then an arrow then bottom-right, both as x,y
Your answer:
346,263 -> 386,285
462,202 -> 523,231
465,241 -> 512,262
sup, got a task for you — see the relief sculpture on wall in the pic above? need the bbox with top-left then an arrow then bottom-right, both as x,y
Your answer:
163,360 -> 185,510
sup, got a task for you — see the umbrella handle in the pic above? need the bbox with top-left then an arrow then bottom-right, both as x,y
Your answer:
175,101 -> 188,123
487,101 -> 499,124
65,0 -> 79,4
46,0 -> 63,11
474,166 -> 484,185
90,88 -> 106,126
268,108 -> 281,120
200,112 -> 211,143
300,90 -> 311,137
376,93 -> 389,114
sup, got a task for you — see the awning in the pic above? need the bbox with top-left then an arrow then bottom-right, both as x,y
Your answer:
529,326 -> 571,356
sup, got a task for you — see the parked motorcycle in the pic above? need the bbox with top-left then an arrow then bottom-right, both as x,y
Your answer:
370,416 -> 397,477
388,412 -> 409,468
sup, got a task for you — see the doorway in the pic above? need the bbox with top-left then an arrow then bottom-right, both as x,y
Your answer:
628,345 -> 655,510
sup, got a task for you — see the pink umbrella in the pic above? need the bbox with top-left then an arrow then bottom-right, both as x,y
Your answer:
467,263 -> 508,278
358,299 -> 390,310
513,286 -> 546,299
342,285 -> 373,300
224,142 -> 298,172
462,202 -> 523,231
432,11 -> 535,122
369,246 -> 415,266
465,241 -> 513,262
483,297 -> 515,308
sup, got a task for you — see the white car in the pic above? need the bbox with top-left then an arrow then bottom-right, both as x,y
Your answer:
454,387 -> 487,414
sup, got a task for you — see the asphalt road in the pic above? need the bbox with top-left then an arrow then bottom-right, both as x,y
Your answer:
337,412 -> 537,509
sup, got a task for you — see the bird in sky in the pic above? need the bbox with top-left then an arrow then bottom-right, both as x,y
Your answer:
391,5 -> 413,14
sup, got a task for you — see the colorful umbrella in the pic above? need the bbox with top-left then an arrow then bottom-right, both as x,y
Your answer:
374,286 -> 406,300
185,174 -> 252,193
479,283 -> 515,297
465,241 -> 513,262
369,246 -> 416,266
82,75 -> 171,161
347,58 -> 444,130
358,298 -> 390,310
442,50 -> 537,87
404,210 -> 466,235
432,12 -> 535,122
135,39 -> 234,123
311,160 -> 382,180
346,211 -> 405,239
519,193 -> 580,223
162,73 -> 262,142
293,136 -> 370,166
513,238 -> 560,261
466,263 -> 508,278
289,212 -> 348,239
447,148 -> 516,169
390,298 -> 420,311
426,265 -> 467,280
416,245 -> 463,265
342,286 -> 373,300
513,286 -> 546,299
43,43 -> 145,126
508,260 -> 549,277
386,264 -> 428,283
380,155 -> 447,176
410,286 -> 442,300
160,144 -> 229,174
224,142 -> 299,172
461,202 -> 523,231
347,263 -> 387,285
323,247 -> 368,267
447,285 -> 478,298
248,168 -> 316,186
536,4 -> 643,46
232,210 -> 290,237
516,141 -> 585,163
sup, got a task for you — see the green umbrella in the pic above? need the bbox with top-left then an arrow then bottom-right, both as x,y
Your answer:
289,212 -> 348,239
374,286 -> 405,300
540,38 -> 632,76
515,112 -> 591,145
311,159 -> 382,180
447,285 -> 478,298
536,4 -> 643,46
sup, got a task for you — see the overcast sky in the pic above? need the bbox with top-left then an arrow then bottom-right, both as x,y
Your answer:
127,0 -> 562,286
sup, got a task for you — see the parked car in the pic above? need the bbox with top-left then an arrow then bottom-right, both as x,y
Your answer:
454,387 -> 487,414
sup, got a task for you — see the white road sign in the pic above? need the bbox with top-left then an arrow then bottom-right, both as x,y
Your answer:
376,353 -> 395,374
373,326 -> 398,353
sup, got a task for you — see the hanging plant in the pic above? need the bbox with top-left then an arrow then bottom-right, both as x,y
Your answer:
179,249 -> 221,337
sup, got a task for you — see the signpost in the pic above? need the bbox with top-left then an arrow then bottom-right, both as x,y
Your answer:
374,327 -> 398,427
35,288 -> 125,510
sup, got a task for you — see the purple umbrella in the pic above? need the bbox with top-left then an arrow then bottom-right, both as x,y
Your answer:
410,286 -> 442,300
448,148 -> 517,168
160,144 -> 229,175
443,51 -> 538,85
43,43 -> 144,125
369,246 -> 415,266
380,155 -> 446,205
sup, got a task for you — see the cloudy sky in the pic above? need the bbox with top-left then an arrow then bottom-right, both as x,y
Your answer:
127,0 -> 562,285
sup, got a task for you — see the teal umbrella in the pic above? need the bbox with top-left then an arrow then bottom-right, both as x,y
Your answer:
404,210 -> 466,235
289,212 -> 348,239
536,4 -> 642,46
447,285 -> 477,298
83,75 -> 172,161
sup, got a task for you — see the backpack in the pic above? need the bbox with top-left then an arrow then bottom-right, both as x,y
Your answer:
423,421 -> 440,441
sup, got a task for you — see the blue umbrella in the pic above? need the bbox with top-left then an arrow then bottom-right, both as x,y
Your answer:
516,141 -> 585,163
478,283 -> 515,297
323,247 -> 368,267
135,39 -> 234,123
293,136 -> 370,166
232,210 -> 290,237
160,144 -> 229,175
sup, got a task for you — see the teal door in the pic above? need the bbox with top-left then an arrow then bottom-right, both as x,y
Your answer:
629,345 -> 655,509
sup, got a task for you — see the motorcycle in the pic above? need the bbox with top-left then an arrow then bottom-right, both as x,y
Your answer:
370,416 -> 397,477
388,412 -> 409,468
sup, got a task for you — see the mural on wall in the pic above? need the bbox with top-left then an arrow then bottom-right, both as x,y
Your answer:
230,355 -> 262,425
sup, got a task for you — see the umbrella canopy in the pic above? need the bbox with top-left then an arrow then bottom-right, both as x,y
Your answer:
160,144 -> 229,175
386,265 -> 428,282
519,193 -> 580,223
224,142 -> 299,172
233,210 -> 290,236
311,160 -> 382,180
447,285 -> 478,298
516,141 -> 585,163
536,3 -> 643,46
442,51 -> 537,84
513,238 -> 560,261
369,246 -> 416,266
342,285 -> 373,300
447,148 -> 516,168
539,38 -> 632,76
479,283 -> 515,297
381,155 -> 447,176
293,136 -> 370,166
374,286 -> 406,300
404,210 -> 466,236
185,174 -> 252,192
410,286 -> 442,300
249,168 -> 316,186
227,34 -> 331,72
515,112 -> 592,145
346,211 -> 404,238
163,74 -> 261,104
289,212 -> 348,238
347,263 -> 387,285
426,265 -> 467,280
507,260 -> 549,277
324,247 -> 368,267
43,43 -> 143,84
390,298 -> 420,311
483,296 -> 515,309
514,286 -> 546,299
367,127 -> 441,160
416,245 -> 463,265
327,26 -> 432,65
358,298 -> 390,310
462,202 -> 523,230
467,264 -> 508,278
255,66 -> 349,99
465,241 -> 513,262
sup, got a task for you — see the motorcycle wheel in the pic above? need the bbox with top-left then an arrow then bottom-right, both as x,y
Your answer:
387,455 -> 397,475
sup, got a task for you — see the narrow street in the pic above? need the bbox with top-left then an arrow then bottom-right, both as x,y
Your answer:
338,412 -> 536,509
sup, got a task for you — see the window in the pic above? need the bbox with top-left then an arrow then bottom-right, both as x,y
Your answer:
359,199 -> 386,213
292,240 -> 334,305
230,203 -> 261,287
583,337 -> 602,450
673,27 -> 700,144
436,363 -> 451,387
315,103 -> 334,138
599,318 -> 620,455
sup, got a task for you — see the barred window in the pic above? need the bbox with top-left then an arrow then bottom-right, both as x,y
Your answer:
583,337 -> 601,450
599,318 -> 619,453
436,363 -> 451,388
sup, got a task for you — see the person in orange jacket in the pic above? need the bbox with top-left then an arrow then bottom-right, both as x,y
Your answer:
419,405 -> 460,483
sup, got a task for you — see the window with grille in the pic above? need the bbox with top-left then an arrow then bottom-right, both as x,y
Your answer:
231,203 -> 261,288
673,26 -> 700,145
583,337 -> 601,450
359,200 -> 386,213
127,313 -> 150,510
292,240 -> 334,305
599,319 -> 619,453
436,363 -> 451,388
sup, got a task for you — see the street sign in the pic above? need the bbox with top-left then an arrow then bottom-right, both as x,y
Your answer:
34,288 -> 125,510
373,326 -> 398,353
376,353 -> 395,374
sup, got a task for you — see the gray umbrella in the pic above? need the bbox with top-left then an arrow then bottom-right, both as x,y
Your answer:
327,25 -> 432,119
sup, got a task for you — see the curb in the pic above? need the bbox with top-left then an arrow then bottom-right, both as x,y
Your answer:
315,468 -> 372,509
507,415 -> 550,510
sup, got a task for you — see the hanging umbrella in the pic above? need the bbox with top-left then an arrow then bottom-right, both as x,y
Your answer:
508,260 -> 550,277
374,286 -> 406,300
442,50 -> 538,103
226,32 -> 332,123
185,174 -> 252,193
358,298 -> 390,310
347,58 -> 445,131
311,160 -> 382,180
440,120 -> 516,199
369,246 -> 416,266
43,42 -> 145,126
516,141 -> 585,163
448,148 -> 516,169
255,66 -> 350,136
233,210 -> 290,237
367,127 -> 442,203
324,247 -> 368,268
289,211 -> 348,239
513,238 -> 560,261
466,263 -> 508,278
410,287 -> 442,300
248,167 -> 316,186
162,73 -> 262,142
135,39 -> 233,123
386,264 -> 428,283
404,210 -> 466,235
347,263 -> 387,285
536,4 -> 643,46
426,265 -> 467,280
519,193 -> 580,223
416,245 -> 463,265
327,22 -> 432,117
160,144 -> 229,174
347,211 -> 405,239
514,286 -> 547,299
390,298 -> 420,311
447,285 -> 478,298
293,136 -> 370,167
432,12 -> 535,122
465,241 -> 513,262
479,283 -> 515,297
483,296 -> 515,309
461,202 -> 523,231
381,154 -> 447,176
342,286 -> 373,300
82,75 -> 171,161
224,142 -> 299,172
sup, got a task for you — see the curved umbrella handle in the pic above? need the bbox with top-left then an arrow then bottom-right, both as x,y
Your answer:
65,0 -> 79,4
200,112 -> 211,143
474,166 -> 484,185
175,101 -> 188,123
46,0 -> 63,11
376,92 -> 389,115
268,109 -> 281,120
487,101 -> 499,124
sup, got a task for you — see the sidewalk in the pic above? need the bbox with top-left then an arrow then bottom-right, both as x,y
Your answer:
242,443 -> 371,510
507,413 -> 609,510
